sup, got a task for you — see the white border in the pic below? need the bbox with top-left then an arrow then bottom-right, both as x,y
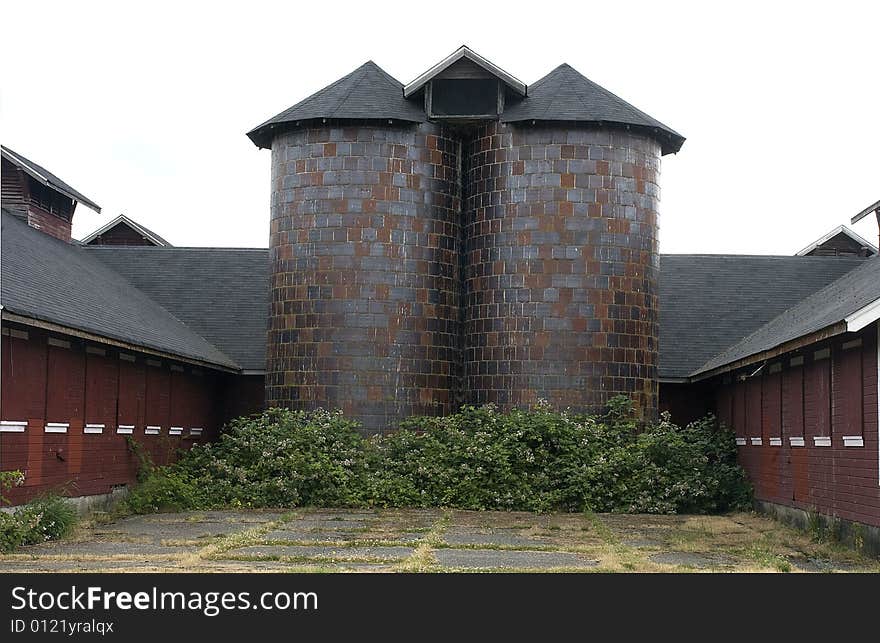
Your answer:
117,425 -> 134,435
0,420 -> 27,433
189,428 -> 203,436
790,437 -> 805,447
84,423 -> 104,434
145,426 -> 161,435
750,437 -> 763,446
769,437 -> 782,446
45,422 -> 69,433
735,437 -> 747,446
813,436 -> 832,447
169,427 -> 183,436
843,436 -> 864,448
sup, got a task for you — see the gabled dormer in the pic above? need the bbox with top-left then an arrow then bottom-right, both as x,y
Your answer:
80,214 -> 170,247
1,145 -> 100,242
403,46 -> 526,122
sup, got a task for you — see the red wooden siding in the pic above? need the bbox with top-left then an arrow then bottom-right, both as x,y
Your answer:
804,352 -> 831,438
84,350 -> 118,427
714,323 -> 880,528
0,323 -> 226,505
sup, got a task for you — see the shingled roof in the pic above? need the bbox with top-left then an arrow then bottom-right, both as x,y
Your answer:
1,211 -> 238,370
693,256 -> 880,376
502,64 -> 685,154
1,145 -> 101,213
86,246 -> 269,371
247,61 -> 425,148
658,254 -> 866,380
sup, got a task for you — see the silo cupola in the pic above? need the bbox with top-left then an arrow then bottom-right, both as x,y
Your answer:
403,46 -> 526,122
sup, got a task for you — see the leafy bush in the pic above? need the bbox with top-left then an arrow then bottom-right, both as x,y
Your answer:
125,399 -> 752,515
0,494 -> 77,553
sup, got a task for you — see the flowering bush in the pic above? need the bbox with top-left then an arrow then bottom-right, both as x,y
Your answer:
125,398 -> 752,515
0,494 -> 77,553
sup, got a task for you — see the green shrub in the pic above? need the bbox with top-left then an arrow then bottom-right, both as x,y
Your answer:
15,495 -> 78,543
0,511 -> 26,553
124,398 -> 752,515
1,494 -> 78,552
124,469 -> 202,514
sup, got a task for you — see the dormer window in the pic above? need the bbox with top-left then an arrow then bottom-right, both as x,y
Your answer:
427,78 -> 503,119
404,46 -> 526,123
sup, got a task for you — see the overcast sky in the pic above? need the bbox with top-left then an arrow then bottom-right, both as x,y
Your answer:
2,1 -> 878,253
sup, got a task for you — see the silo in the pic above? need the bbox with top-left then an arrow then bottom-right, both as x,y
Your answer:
462,63 -> 683,420
248,63 -> 461,433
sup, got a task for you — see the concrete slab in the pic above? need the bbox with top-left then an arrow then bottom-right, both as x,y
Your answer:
263,529 -> 423,543
0,559 -> 162,572
15,541 -> 192,557
435,548 -> 598,569
281,519 -> 368,530
97,520 -> 252,541
443,528 -> 550,548
222,545 -> 414,561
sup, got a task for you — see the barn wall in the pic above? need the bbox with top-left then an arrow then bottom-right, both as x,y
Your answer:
713,323 -> 880,528
0,323 -> 223,505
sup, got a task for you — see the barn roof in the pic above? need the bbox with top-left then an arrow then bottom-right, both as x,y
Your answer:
501,64 -> 685,154
85,245 -> 268,372
80,214 -> 171,247
1,145 -> 101,213
246,61 -> 426,149
658,254 -> 867,380
692,256 -> 880,377
1,211 -> 238,370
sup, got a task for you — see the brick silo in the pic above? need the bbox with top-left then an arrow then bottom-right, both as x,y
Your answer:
248,63 -> 462,433
249,48 -> 684,428
461,63 -> 683,420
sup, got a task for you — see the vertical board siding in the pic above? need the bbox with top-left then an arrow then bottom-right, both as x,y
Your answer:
0,324 -> 227,505
714,323 -> 880,528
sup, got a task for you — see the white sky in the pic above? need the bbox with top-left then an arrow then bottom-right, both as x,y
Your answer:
2,1 -> 878,253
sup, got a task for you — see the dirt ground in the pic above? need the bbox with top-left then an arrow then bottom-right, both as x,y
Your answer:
1,508 -> 877,573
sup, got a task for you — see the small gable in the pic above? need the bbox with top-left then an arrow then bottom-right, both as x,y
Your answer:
81,214 -> 170,247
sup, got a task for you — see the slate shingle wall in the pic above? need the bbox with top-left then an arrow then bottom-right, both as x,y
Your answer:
463,122 -> 662,419
267,123 -> 461,433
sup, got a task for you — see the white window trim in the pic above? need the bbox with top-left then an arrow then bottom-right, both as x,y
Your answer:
45,422 -> 69,433
117,425 -> 135,435
735,437 -> 747,446
84,423 -> 104,434
769,437 -> 782,446
0,420 -> 27,432
1,328 -> 29,340
169,427 -> 183,436
789,437 -> 805,447
750,437 -> 763,446
145,426 -> 161,435
842,436 -> 864,448
813,436 -> 832,447
189,427 -> 203,436
47,337 -> 71,349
